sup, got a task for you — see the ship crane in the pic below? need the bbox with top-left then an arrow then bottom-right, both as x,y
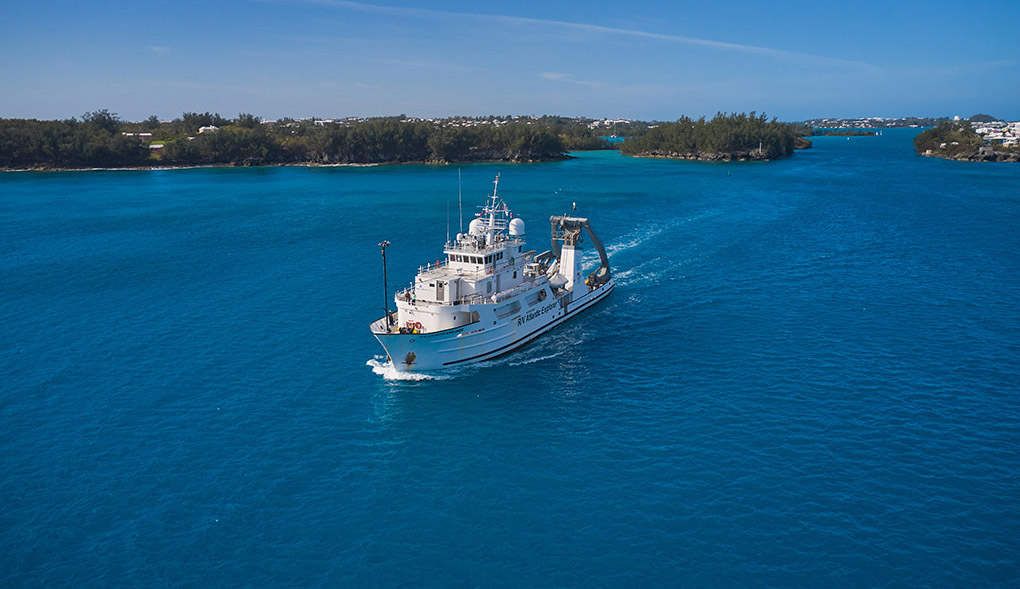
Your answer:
549,215 -> 612,289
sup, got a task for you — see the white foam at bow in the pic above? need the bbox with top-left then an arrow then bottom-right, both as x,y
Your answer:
366,358 -> 452,381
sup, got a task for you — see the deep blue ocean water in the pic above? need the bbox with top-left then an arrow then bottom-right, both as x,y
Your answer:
3,130 -> 1019,586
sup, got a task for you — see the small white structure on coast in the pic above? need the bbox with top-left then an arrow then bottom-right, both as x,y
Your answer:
198,126 -> 219,134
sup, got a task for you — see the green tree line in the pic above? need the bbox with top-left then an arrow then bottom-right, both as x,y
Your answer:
620,112 -> 801,159
1,111 -> 599,169
160,118 -> 570,165
0,110 -> 150,168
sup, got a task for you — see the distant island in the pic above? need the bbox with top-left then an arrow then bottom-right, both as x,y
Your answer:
803,116 -> 950,128
0,110 -> 819,170
9,109 -> 1018,170
619,112 -> 810,162
914,119 -> 1020,162
813,129 -> 877,136
0,112 -> 618,170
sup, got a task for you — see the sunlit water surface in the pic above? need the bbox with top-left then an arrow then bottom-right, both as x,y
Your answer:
3,130 -> 1019,585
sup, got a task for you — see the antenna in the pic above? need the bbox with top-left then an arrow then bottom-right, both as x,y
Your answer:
446,199 -> 450,245
458,168 -> 463,234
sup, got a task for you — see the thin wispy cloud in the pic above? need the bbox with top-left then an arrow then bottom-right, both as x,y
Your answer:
539,72 -> 602,89
283,0 -> 877,70
148,45 -> 173,55
908,59 -> 1017,76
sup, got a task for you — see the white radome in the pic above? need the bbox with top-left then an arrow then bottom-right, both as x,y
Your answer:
508,217 -> 525,237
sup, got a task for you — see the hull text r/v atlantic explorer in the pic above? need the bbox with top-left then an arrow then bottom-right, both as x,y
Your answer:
370,175 -> 614,372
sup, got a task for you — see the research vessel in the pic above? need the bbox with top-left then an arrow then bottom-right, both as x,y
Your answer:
369,175 -> 614,372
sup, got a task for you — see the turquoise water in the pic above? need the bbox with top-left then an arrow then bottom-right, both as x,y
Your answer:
3,131 -> 1019,585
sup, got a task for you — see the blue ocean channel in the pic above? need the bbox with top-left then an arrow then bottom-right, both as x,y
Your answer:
2,130 -> 1019,586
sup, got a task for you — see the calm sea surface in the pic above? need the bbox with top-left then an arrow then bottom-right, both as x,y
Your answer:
2,130 -> 1019,586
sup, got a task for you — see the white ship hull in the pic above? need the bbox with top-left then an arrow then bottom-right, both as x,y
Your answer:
371,279 -> 614,372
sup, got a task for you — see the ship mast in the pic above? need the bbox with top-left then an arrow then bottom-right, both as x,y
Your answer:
379,240 -> 392,328
487,173 -> 500,245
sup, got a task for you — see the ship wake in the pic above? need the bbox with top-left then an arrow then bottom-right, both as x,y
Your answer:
506,350 -> 567,366
366,357 -> 454,381
598,210 -> 719,288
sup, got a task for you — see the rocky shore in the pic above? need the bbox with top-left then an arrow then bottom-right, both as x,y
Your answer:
628,136 -> 813,162
630,150 -> 783,162
921,148 -> 1020,162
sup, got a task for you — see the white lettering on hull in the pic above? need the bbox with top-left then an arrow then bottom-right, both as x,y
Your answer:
516,302 -> 558,327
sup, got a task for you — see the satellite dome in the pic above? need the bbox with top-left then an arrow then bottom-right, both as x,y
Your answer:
508,218 -> 525,237
468,218 -> 484,237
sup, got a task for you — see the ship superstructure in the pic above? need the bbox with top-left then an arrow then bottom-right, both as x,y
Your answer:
369,175 -> 614,372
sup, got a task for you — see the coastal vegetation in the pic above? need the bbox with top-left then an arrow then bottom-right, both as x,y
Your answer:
913,121 -> 982,157
914,121 -> 1019,161
1,112 -> 618,169
0,111 -> 151,168
619,112 -> 806,161
29,109 -> 1008,170
522,116 -> 617,150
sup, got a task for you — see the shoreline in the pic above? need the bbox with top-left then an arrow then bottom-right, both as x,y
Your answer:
1,155 -> 576,173
622,137 -> 811,163
919,150 -> 1020,162
625,151 -> 786,162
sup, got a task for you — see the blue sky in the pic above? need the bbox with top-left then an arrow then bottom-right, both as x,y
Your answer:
2,0 -> 1018,121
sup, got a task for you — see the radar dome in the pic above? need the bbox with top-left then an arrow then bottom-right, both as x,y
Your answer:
508,218 -> 525,237
468,218 -> 484,237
